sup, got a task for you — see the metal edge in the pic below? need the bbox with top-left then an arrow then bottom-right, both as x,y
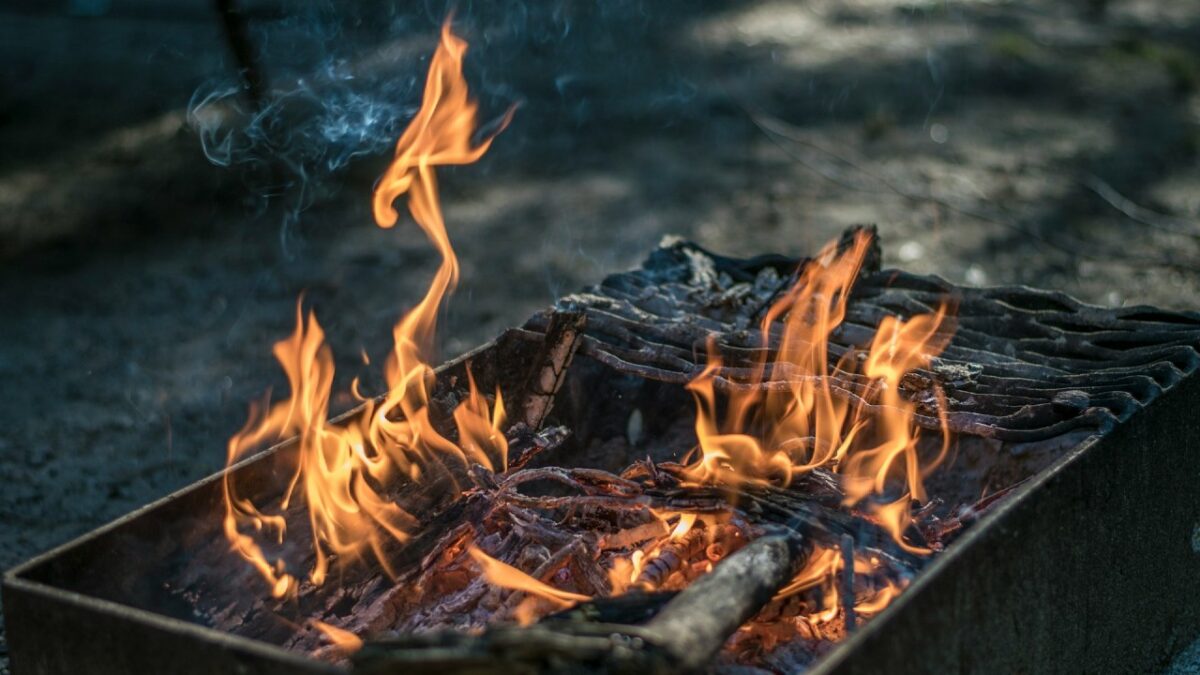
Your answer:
1,335 -> 510,674
2,572 -> 340,674
806,432 -> 1101,675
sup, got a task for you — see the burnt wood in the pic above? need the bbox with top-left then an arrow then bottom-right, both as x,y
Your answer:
5,229 -> 1199,675
519,229 -> 1200,445
352,534 -> 804,675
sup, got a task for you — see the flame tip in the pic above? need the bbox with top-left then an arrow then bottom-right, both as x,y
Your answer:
224,17 -> 514,597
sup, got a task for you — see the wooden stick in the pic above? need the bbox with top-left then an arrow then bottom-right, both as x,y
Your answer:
213,0 -> 266,106
643,533 -> 802,672
353,533 -> 805,674
521,310 -> 586,430
839,533 -> 857,633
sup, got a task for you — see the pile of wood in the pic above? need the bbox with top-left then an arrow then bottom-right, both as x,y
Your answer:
263,419 -> 998,673
170,228 -> 1200,674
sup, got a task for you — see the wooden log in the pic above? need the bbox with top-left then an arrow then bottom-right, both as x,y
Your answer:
643,534 -> 801,672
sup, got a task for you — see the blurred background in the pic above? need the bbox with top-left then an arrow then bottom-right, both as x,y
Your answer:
1,0 -> 1199,671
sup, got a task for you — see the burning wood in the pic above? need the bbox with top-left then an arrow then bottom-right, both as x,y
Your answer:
354,534 -> 805,675
196,17 -> 1036,673
147,15 -> 1200,675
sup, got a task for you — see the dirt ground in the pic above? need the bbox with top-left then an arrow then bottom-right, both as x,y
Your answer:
2,0 -> 1199,671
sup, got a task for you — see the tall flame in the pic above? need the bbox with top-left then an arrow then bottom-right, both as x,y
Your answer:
223,19 -> 513,597
367,19 -> 515,487
684,230 -> 954,550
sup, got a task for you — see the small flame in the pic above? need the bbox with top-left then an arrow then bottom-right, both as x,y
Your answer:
855,580 -> 905,617
467,545 -> 591,623
311,620 -> 363,653
870,494 -> 929,555
669,512 -> 698,540
223,18 -> 515,595
607,555 -> 639,595
773,547 -> 841,600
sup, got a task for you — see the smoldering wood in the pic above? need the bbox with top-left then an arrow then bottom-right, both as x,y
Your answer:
838,534 -> 856,633
315,459 -> 920,659
507,424 -> 572,472
187,429 -> 929,654
352,534 -> 803,675
273,451 -> 923,657
633,527 -> 708,589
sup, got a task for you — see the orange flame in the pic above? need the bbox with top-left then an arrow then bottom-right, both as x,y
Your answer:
684,230 -> 954,552
223,19 -> 514,596
467,545 -> 591,624
771,543 -> 908,627
855,579 -> 905,617
367,19 -> 516,485
773,546 -> 841,600
311,620 -> 364,653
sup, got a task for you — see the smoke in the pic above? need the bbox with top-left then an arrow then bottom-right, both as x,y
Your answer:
185,3 -> 432,252
186,0 -> 694,254
188,70 -> 416,173
194,69 -> 416,191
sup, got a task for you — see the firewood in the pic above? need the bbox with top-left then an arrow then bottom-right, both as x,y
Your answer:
353,534 -> 805,675
520,310 -> 587,430
839,533 -> 856,633
643,533 -> 804,672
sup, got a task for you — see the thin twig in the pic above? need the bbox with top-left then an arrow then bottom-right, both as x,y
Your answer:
1081,173 -> 1200,239
839,533 -> 857,633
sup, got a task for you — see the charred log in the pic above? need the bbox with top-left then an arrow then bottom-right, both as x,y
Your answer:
517,233 -> 1200,443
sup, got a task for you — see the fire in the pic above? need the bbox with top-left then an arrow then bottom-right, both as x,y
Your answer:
773,547 -> 841,599
467,545 -> 592,624
683,230 -> 954,551
219,15 -> 953,659
222,19 -> 514,597
311,619 -> 364,653
854,579 -> 905,617
772,544 -> 908,617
